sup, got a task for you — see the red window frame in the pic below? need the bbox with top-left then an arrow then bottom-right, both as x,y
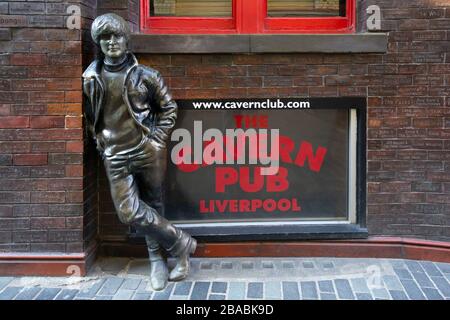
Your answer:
140,0 -> 355,34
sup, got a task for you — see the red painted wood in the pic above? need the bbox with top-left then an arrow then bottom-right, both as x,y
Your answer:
140,0 -> 356,34
142,0 -> 237,34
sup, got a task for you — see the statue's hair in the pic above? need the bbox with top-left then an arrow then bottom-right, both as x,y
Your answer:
91,13 -> 130,45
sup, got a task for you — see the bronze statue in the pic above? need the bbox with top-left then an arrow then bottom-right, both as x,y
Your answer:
82,13 -> 196,291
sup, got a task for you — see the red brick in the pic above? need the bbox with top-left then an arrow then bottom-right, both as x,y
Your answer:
30,91 -> 65,103
0,116 -> 29,128
47,78 -> 81,91
65,116 -> 82,129
413,118 -> 443,128
66,217 -> 83,229
201,77 -> 232,88
65,165 -> 83,177
10,53 -> 46,66
66,141 -> 83,153
30,116 -> 65,129
12,79 -> 47,91
0,142 -> 30,153
48,178 -> 83,191
13,154 -> 47,166
170,77 -> 201,88
65,191 -> 83,203
232,77 -> 262,88
64,91 -> 82,103
30,217 -> 65,229
30,191 -> 65,204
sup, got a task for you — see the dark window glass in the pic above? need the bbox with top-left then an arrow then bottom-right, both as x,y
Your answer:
267,0 -> 346,17
150,0 -> 232,17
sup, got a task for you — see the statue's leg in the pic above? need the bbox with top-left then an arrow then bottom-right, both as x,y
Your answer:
143,236 -> 168,291
132,140 -> 196,282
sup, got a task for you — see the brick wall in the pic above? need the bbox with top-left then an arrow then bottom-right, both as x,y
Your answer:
0,0 -> 98,254
99,0 -> 450,243
0,0 -> 449,257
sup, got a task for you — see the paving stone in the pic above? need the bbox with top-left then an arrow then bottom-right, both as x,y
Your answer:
350,278 -> 370,293
247,282 -> 263,299
302,262 -> 314,269
371,288 -> 391,300
136,280 -> 151,293
435,263 -> 450,274
14,287 -> 41,300
399,279 -> 426,300
55,289 -> 78,300
228,282 -> 245,300
153,283 -> 174,300
190,282 -> 210,300
320,293 -> 337,300
35,288 -> 61,300
262,261 -> 274,269
98,277 -> 124,296
242,262 -> 254,269
282,282 -> 299,300
382,275 -> 403,291
334,279 -> 355,300
121,279 -> 141,291
221,262 -> 233,269
0,287 -> 22,300
356,293 -> 373,300
200,262 -> 213,270
389,260 -> 406,268
420,262 -> 443,277
113,289 -> 134,300
422,288 -> 444,300
208,294 -> 225,300
0,278 -> 13,291
412,272 -> 434,288
282,261 -> 294,269
77,279 -> 106,299
389,290 -> 409,300
430,277 -> 450,298
211,282 -> 227,294
265,281 -> 282,300
393,268 -> 414,280
318,280 -> 334,293
405,260 -> 425,274
300,281 -> 318,300
174,281 -> 193,296
132,293 -> 152,300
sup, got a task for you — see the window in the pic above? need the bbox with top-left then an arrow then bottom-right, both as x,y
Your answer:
140,0 -> 355,34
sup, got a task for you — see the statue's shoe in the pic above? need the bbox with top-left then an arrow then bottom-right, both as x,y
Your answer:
150,259 -> 169,291
169,238 -> 197,282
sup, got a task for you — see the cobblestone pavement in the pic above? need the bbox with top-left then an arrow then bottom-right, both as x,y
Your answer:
0,258 -> 449,300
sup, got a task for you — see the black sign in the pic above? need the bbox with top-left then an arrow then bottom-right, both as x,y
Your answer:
163,98 -> 359,224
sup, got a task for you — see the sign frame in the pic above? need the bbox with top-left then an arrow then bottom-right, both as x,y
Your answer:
130,97 -> 367,241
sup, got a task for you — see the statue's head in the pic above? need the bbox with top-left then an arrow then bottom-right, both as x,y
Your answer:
91,13 -> 130,60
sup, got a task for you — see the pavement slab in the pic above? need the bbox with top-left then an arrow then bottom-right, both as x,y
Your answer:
0,257 -> 448,300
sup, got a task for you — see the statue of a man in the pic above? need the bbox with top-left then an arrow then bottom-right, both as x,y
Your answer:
82,13 -> 196,291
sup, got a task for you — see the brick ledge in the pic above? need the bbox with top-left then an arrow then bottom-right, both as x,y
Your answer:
130,33 -> 388,54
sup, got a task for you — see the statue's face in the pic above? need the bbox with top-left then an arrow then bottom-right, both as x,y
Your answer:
99,33 -> 127,59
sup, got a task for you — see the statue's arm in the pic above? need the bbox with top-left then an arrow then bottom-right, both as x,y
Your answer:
150,72 -> 178,146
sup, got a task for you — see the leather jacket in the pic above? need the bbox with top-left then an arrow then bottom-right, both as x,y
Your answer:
82,52 -> 177,153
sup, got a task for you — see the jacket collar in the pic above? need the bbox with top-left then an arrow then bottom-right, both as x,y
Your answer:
82,51 -> 139,79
